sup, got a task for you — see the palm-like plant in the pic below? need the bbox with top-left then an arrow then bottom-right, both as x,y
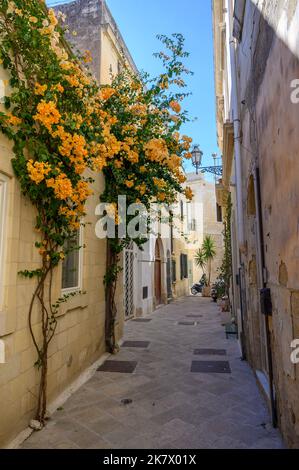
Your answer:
202,235 -> 216,286
194,248 -> 206,274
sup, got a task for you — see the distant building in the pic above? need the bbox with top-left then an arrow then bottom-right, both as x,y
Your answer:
185,172 -> 224,288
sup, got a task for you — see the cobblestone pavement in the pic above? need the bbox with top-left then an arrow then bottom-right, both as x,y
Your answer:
21,296 -> 284,449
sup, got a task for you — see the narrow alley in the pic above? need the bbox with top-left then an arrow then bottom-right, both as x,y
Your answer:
21,297 -> 283,449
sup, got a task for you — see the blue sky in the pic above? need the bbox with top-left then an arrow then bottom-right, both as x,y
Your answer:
47,0 -> 218,173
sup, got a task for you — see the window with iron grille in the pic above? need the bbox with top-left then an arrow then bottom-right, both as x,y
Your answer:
62,229 -> 82,291
124,242 -> 134,318
180,254 -> 188,280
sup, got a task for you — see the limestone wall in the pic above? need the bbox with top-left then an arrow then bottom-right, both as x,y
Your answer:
234,0 -> 299,447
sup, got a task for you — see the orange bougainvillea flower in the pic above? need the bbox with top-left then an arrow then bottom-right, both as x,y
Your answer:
144,138 -> 169,163
185,186 -> 193,201
101,87 -> 116,101
7,113 -> 22,126
33,100 -> 61,131
46,173 -> 73,200
125,180 -> 134,189
83,50 -> 93,63
29,16 -> 38,24
169,100 -> 181,113
27,160 -> 52,184
34,83 -> 48,96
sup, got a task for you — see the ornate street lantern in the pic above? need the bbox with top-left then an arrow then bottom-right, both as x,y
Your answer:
191,145 -> 223,177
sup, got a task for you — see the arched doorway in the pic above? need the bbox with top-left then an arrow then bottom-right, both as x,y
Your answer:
154,240 -> 162,305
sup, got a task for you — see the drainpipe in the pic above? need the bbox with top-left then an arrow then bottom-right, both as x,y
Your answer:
225,0 -> 246,359
226,0 -> 245,251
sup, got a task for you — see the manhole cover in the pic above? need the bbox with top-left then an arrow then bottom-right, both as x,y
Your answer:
191,361 -> 231,374
177,321 -> 197,326
122,341 -> 150,348
97,361 -> 137,373
194,349 -> 227,356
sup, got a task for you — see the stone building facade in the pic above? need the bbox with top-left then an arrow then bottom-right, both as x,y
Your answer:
213,0 -> 299,447
185,172 -> 224,288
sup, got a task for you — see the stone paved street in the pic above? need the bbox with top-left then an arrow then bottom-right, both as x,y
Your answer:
21,297 -> 284,449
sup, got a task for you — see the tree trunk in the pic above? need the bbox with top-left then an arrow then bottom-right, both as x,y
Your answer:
105,239 -> 119,353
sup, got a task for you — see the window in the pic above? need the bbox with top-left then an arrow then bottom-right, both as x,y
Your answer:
61,228 -> 82,291
180,200 -> 184,221
188,219 -> 197,231
216,203 -> 223,222
180,254 -> 188,280
170,211 -> 174,254
0,174 -> 8,307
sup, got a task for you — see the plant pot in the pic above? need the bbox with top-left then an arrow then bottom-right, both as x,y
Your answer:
202,286 -> 211,297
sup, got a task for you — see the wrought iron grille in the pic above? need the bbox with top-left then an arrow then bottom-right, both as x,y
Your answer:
124,242 -> 134,318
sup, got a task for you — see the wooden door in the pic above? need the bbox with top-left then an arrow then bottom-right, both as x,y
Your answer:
155,241 -> 162,305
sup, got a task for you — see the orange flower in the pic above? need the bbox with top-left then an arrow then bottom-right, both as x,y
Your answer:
34,83 -> 48,96
125,180 -> 134,189
101,87 -> 116,101
33,100 -> 61,131
169,100 -> 181,113
185,186 -> 193,201
157,192 -> 166,202
7,113 -> 22,126
46,173 -> 73,200
83,50 -> 93,63
27,160 -> 51,184
29,16 -> 38,24
144,138 -> 169,163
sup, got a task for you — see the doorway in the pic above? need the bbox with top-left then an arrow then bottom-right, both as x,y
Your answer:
154,240 -> 162,305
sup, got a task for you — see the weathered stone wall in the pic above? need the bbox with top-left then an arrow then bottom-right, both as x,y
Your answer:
54,0 -> 138,83
236,0 -> 299,447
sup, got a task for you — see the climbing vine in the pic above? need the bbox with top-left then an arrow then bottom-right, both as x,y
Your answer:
0,0 -> 123,423
99,34 -> 194,352
0,1 -> 193,424
216,193 -> 232,299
